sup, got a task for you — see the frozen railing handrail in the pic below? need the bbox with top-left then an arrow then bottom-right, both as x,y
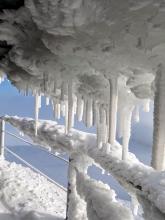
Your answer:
4,116 -> 165,217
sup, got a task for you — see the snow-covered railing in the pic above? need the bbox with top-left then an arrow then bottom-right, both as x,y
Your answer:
3,116 -> 165,219
2,116 -> 165,219
0,119 -> 67,193
0,117 -> 137,220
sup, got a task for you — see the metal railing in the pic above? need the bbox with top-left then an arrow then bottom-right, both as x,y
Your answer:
0,119 -> 68,192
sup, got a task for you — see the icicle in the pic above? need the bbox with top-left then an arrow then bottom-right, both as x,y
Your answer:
118,110 -> 124,138
134,106 -> 140,123
46,97 -> 50,106
86,98 -> 93,128
131,195 -> 139,216
19,131 -> 24,137
35,93 -> 40,136
61,101 -> 66,117
101,169 -> 105,175
56,103 -> 61,119
93,101 -> 97,126
122,106 -> 134,160
67,81 -> 74,132
96,103 -> 102,148
65,100 -> 68,134
73,96 -> 77,115
38,95 -> 42,109
77,96 -> 84,122
83,98 -> 87,125
143,99 -> 150,112
99,106 -> 107,144
108,77 -> 118,145
61,82 -> 67,101
55,152 -> 60,156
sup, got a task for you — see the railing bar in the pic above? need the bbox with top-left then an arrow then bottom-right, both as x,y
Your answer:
5,131 -> 69,163
5,147 -> 67,193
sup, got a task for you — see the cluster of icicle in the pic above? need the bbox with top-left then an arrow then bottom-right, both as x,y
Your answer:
33,78 -> 150,161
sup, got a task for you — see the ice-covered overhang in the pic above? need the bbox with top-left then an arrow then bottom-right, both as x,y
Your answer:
0,0 -> 164,102
0,0 -> 24,11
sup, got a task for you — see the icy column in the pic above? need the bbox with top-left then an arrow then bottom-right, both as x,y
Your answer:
108,77 -> 118,145
122,106 -> 133,160
151,64 -> 165,171
118,109 -> 124,138
65,100 -> 69,134
67,81 -> 74,132
134,106 -> 140,123
66,153 -> 88,220
56,103 -> 61,119
143,100 -> 150,113
46,97 -> 50,106
86,98 -> 93,128
96,104 -> 102,148
77,96 -> 84,122
100,106 -> 107,144
34,93 -> 40,136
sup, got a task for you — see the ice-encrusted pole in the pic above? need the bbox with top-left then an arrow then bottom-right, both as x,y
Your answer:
67,81 -> 74,132
108,77 -> 118,145
66,154 -> 89,220
0,119 -> 5,158
151,64 -> 165,171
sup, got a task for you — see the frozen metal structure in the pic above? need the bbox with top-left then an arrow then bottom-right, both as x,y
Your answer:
0,0 -> 165,219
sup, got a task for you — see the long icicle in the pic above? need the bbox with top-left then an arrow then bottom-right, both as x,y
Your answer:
65,100 -> 68,134
56,103 -> 61,119
96,103 -> 102,149
143,99 -> 150,113
134,106 -> 140,123
151,64 -> 165,171
100,106 -> 107,144
118,109 -> 124,138
61,101 -> 66,117
108,77 -> 118,145
46,97 -> 50,106
77,96 -> 84,122
86,98 -> 93,128
122,106 -> 133,160
67,81 -> 74,132
83,97 -> 87,125
35,93 -> 40,136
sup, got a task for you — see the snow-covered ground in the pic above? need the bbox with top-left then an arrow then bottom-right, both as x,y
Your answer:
0,159 -> 66,220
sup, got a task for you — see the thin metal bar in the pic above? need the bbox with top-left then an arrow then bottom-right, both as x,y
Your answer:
5,147 -> 67,192
5,131 -> 69,163
0,119 -> 5,158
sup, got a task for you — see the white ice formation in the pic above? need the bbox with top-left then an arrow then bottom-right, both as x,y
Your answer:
1,0 -> 165,219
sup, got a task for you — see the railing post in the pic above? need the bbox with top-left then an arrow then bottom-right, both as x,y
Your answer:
66,157 -> 73,220
0,119 -> 5,159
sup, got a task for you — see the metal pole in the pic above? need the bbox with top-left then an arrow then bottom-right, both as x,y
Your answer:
0,119 -> 5,158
